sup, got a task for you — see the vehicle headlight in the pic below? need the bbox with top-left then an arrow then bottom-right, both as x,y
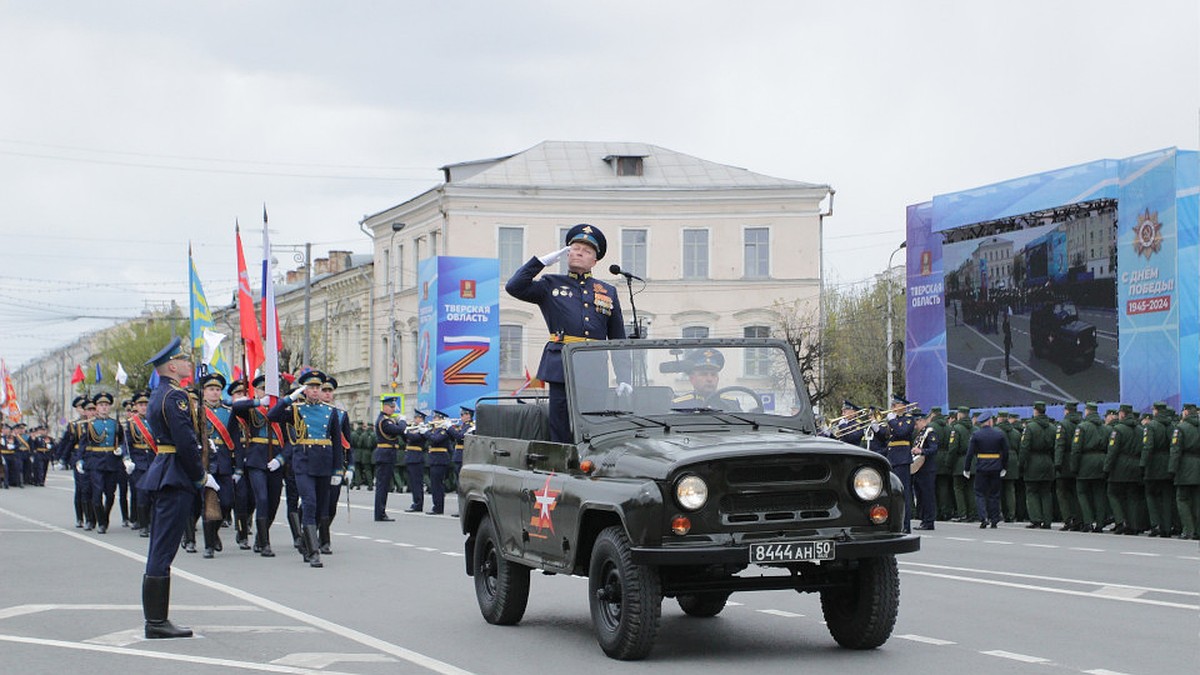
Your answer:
674,474 -> 708,511
852,466 -> 884,501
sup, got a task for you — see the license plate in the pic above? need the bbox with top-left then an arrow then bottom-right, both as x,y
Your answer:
749,540 -> 835,564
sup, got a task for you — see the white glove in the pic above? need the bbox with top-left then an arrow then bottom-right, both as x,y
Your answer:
267,457 -> 282,472
615,382 -> 633,397
289,387 -> 305,402
204,474 -> 220,492
233,472 -> 242,484
114,446 -> 124,457
344,468 -> 354,484
75,460 -> 85,474
330,474 -> 343,486
537,246 -> 571,266
1000,469 -> 1007,478
208,439 -> 218,451
962,471 -> 970,479
123,459 -> 135,475
259,396 -> 272,407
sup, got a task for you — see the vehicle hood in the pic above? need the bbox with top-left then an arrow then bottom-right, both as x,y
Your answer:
1060,320 -> 1095,337
584,429 -> 882,481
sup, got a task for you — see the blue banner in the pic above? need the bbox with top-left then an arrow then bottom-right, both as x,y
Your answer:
415,256 -> 500,415
1176,151 -> 1199,404
905,201 -> 947,411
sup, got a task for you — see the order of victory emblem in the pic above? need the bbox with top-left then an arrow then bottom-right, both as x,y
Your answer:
1133,208 -> 1164,260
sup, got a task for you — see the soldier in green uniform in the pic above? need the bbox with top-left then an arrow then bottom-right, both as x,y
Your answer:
1053,402 -> 1084,531
1140,402 -> 1175,537
949,407 -> 976,521
1169,403 -> 1200,539
1070,402 -> 1110,532
1020,401 -> 1056,529
929,407 -> 954,520
998,411 -> 1023,522
353,422 -> 375,491
1105,403 -> 1144,534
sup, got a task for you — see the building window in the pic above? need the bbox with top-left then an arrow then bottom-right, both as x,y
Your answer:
499,324 -> 523,376
744,227 -> 770,278
622,229 -> 647,279
382,248 -> 391,290
396,243 -> 405,289
429,231 -> 439,257
682,326 -> 709,339
498,227 -> 524,279
682,229 -> 709,279
605,155 -> 644,176
744,325 -> 771,376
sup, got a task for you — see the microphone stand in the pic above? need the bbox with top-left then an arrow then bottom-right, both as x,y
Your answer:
620,275 -> 642,340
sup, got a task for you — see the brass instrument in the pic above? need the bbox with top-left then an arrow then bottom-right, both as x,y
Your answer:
911,426 -> 932,474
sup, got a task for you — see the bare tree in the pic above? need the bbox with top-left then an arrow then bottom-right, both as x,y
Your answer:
24,384 -> 59,429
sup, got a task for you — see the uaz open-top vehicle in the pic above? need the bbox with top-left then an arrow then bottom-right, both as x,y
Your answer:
457,338 -> 919,660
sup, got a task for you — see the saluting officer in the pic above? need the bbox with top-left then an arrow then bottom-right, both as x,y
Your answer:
372,395 -> 405,521
267,369 -> 344,567
880,396 -> 916,533
81,392 -> 124,534
139,337 -> 208,639
403,409 -> 430,512
505,223 -> 631,442
965,413 -> 1009,528
231,374 -> 286,557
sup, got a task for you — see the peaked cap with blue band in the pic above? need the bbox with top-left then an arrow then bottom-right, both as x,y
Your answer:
565,223 -> 607,260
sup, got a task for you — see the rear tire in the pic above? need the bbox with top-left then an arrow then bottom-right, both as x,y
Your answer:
820,555 -> 899,649
677,592 -> 730,617
588,526 -> 662,660
473,517 -> 530,625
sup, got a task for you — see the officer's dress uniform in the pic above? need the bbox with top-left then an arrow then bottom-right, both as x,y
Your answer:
1053,407 -> 1084,530
0,431 -> 18,488
447,411 -> 473,492
127,407 -> 156,536
880,410 -> 915,532
202,399 -> 242,557
267,383 -> 343,568
1141,405 -> 1176,537
912,424 -> 938,529
967,423 -> 1009,527
402,418 -> 430,512
56,406 -> 92,526
32,430 -> 52,486
1105,411 -> 1145,534
231,393 -> 285,557
372,409 -> 405,520
1070,407 -> 1111,531
81,401 -> 124,533
505,232 -> 629,443
426,415 -> 452,515
321,403 -> 353,552
1169,407 -> 1200,539
16,430 -> 33,486
1020,410 -> 1057,528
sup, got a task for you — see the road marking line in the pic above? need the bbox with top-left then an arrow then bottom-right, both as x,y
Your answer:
88,625 -> 319,647
896,634 -> 956,646
373,539 -> 392,543
417,547 -> 438,552
440,551 -> 463,557
982,540 -> 1013,545
1083,669 -> 1132,675
1177,556 -> 1200,561
0,528 -> 56,533
352,535 -> 371,540
1094,586 -> 1146,599
394,542 -> 414,547
0,506 -> 474,675
902,561 -> 1198,596
900,570 -> 1198,610
944,537 -> 976,542
725,601 -> 744,606
982,649 -> 1049,663
756,609 -> 803,618
0,604 -> 257,621
1025,543 -> 1058,548
272,653 -> 398,669
1119,551 -> 1159,557
1069,547 -> 1105,552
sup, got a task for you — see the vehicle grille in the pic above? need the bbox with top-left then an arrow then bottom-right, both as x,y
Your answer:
719,490 -> 838,523
726,463 -> 828,484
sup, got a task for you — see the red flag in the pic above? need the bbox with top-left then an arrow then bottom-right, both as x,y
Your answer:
70,365 -> 85,385
511,366 -> 546,395
236,223 -> 265,383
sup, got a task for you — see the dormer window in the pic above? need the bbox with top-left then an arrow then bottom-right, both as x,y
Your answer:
604,155 -> 645,177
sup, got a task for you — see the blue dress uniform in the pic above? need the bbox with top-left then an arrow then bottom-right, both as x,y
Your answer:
0,426 -> 18,488
127,391 -> 155,537
319,376 -> 354,554
230,374 -> 286,557
965,419 -> 1010,527
138,337 -> 203,639
267,370 -> 344,568
198,372 -> 241,558
911,418 -> 938,530
14,424 -> 33,486
447,407 -> 473,492
372,396 -> 405,521
505,223 -> 629,443
32,426 -> 52,486
880,400 -> 915,533
81,392 -> 124,534
223,379 -> 256,551
55,397 -> 92,526
426,411 -> 453,515
829,401 -> 866,447
403,411 -> 430,512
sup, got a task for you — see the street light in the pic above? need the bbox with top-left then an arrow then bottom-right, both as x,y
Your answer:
388,223 -> 406,388
886,241 -> 907,406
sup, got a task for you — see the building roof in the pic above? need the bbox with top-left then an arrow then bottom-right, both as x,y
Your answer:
439,140 -> 828,191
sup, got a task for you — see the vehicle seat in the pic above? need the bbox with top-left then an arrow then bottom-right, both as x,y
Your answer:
475,401 -> 551,442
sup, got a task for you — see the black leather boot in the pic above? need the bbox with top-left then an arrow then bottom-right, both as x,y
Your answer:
182,520 -> 197,553
256,518 -> 275,557
84,502 -> 96,531
139,504 -> 152,537
318,518 -> 332,555
143,575 -> 193,639
237,516 -> 252,550
304,524 -> 323,568
202,521 -> 217,559
288,511 -> 303,550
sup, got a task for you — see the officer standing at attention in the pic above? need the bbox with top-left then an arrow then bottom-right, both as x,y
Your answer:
56,396 -> 92,526
231,374 -> 286,557
1105,403 -> 1144,534
949,407 -> 975,521
402,409 -> 430,512
911,410 -> 938,530
965,413 -> 1009,528
126,390 -> 156,537
1054,402 -> 1084,531
505,223 -> 631,443
225,379 -> 256,551
880,396 -> 915,533
928,407 -> 954,520
372,395 -> 405,521
139,337 -> 210,639
268,370 -> 344,568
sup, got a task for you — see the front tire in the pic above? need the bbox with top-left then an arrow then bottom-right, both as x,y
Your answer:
588,526 -> 662,660
820,555 -> 899,649
473,517 -> 530,625
677,592 -> 730,618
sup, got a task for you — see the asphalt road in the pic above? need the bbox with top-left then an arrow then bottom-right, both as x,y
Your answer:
1,470 -> 1196,674
947,308 -> 1119,407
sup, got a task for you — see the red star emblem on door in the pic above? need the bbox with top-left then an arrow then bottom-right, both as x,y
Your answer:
530,473 -> 560,534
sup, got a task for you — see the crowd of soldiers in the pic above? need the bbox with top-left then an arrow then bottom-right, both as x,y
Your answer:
1,421 -> 55,488
828,399 -> 1200,539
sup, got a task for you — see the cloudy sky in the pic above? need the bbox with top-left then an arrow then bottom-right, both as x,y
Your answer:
1,0 -> 1197,367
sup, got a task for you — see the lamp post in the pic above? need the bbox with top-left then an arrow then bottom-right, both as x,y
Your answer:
886,241 -> 907,406
272,243 -> 313,367
388,223 -> 406,389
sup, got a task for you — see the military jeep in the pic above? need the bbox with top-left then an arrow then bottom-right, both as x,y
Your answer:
1030,301 -> 1097,373
457,338 -> 919,660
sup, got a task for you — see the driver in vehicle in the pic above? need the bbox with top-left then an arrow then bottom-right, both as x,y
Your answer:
671,348 -> 741,412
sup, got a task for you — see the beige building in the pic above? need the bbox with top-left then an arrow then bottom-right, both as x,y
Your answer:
362,141 -> 832,406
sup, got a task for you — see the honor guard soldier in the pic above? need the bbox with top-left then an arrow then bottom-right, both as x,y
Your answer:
267,369 -> 344,568
831,401 -> 866,447
81,392 -> 124,534
402,409 -> 430,512
113,403 -> 132,527
880,395 -> 915,533
372,395 -> 406,521
1053,402 -> 1085,531
965,413 -> 1009,528
127,390 -> 155,536
911,410 -> 938,530
14,422 -> 33,487
138,337 -> 208,639
56,396 -> 93,525
1019,401 -> 1056,529
448,406 -> 474,492
426,411 -> 453,515
1141,402 -> 1175,537
0,424 -> 18,488
1169,403 -> 1200,539
950,407 -> 978,522
225,379 -> 256,550
31,424 -> 52,486
505,223 -> 632,442
1071,402 -> 1111,532
198,372 -> 241,558
231,374 -> 287,557
672,349 -> 740,411
317,376 -> 353,554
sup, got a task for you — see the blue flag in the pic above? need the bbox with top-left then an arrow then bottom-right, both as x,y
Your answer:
95,363 -> 103,383
148,370 -> 160,390
189,249 -> 232,382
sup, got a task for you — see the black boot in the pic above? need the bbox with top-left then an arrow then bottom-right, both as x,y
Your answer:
142,575 -> 193,639
303,524 -> 323,568
139,504 -> 152,537
84,502 -> 96,531
287,512 -> 303,550
202,521 -> 218,559
212,521 -> 223,552
295,519 -> 312,562
182,521 -> 197,553
75,497 -> 84,527
318,518 -> 332,555
256,518 -> 275,557
237,516 -> 252,550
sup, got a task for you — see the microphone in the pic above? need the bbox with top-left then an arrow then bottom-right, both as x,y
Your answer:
609,264 -> 644,282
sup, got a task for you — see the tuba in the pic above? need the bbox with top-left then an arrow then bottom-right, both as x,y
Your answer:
910,427 -> 931,474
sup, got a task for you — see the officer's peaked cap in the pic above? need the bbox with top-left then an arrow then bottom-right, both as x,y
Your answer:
685,348 -> 724,372
146,336 -> 185,367
565,223 -> 607,260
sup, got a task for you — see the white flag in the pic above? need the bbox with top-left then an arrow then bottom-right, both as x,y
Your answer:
202,329 -> 227,366
115,362 -> 128,385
